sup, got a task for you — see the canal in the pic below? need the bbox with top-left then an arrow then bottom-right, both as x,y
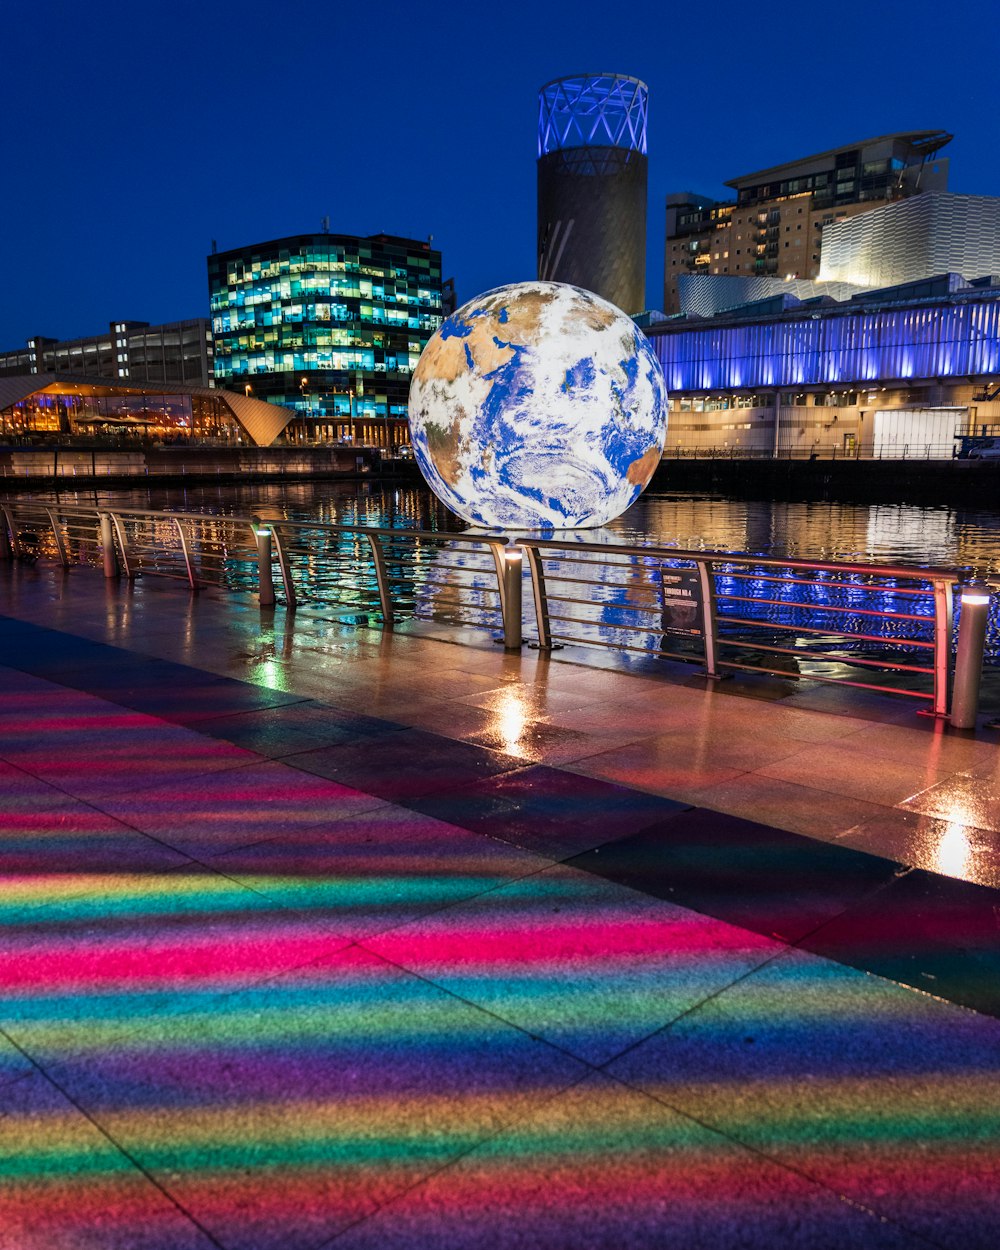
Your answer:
40,477 -> 1000,578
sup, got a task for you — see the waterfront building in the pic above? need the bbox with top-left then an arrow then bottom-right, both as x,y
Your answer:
208,232 -> 443,450
817,192 -> 1000,289
0,374 -> 292,447
537,73 -> 648,314
664,131 -> 952,314
646,274 -> 1000,458
0,319 -> 213,387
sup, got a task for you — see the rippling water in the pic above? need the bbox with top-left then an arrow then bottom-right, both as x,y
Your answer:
41,478 -> 1000,669
57,478 -> 1000,578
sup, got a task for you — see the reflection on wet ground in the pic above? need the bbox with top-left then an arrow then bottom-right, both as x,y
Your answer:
3,561 -> 1000,1248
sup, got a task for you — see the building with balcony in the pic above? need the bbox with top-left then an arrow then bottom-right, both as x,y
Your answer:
664,131 -> 952,314
208,233 -> 443,449
0,319 -> 214,387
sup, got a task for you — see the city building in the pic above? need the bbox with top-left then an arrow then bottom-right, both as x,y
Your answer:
818,192 -> 1000,288
208,232 -> 443,449
664,131 -> 953,314
537,73 -> 648,314
646,275 -> 1000,458
0,319 -> 214,387
0,375 -> 292,447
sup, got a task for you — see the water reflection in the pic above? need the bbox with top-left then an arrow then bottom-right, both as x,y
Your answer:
39,480 -> 1000,665
934,822 -> 974,879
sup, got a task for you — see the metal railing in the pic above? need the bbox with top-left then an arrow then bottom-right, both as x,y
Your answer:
515,538 -> 960,716
0,499 -> 510,638
663,443 -> 968,461
1,499 -> 987,719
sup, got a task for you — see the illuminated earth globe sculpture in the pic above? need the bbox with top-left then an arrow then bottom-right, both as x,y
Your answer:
407,280 -> 668,529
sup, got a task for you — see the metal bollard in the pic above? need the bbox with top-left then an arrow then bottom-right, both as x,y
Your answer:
256,528 -> 276,608
99,514 -> 118,578
950,583 -> 990,730
502,546 -> 523,650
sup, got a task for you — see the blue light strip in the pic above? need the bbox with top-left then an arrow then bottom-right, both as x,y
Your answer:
650,299 -> 1000,392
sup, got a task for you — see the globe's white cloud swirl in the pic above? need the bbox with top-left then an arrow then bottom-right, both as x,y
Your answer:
408,281 -> 669,529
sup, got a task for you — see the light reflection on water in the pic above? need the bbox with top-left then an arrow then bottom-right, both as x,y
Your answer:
60,479 -> 1000,574
48,479 -> 1000,665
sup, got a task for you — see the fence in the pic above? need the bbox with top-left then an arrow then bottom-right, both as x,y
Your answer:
663,443 -> 966,461
1,498 -> 990,721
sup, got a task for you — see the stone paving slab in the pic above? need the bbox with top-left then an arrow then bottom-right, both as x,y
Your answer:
329,1071 -> 927,1250
605,947 -> 1000,1250
568,807 -> 904,944
3,566 -> 1000,1249
0,1071 -> 217,1250
32,946 -> 590,1250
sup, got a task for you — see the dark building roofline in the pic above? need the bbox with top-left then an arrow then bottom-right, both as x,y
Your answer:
538,71 -> 648,91
208,233 -> 439,262
724,130 -> 953,190
647,274 -> 1000,338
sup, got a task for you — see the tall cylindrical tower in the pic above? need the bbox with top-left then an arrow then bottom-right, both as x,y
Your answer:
537,73 -> 648,314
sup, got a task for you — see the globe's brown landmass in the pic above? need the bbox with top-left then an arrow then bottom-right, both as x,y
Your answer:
416,288 -> 564,387
626,445 -> 661,487
422,415 -> 465,486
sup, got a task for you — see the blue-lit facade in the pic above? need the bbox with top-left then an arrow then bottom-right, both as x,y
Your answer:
208,233 -> 442,446
651,296 -> 1000,393
646,286 -> 1000,457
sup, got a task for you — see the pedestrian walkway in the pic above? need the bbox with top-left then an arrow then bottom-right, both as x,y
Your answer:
2,561 -> 999,1250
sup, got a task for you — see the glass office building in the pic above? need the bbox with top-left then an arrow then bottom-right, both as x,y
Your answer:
208,233 -> 443,448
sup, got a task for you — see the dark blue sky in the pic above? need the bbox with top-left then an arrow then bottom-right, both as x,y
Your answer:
4,0 -> 997,348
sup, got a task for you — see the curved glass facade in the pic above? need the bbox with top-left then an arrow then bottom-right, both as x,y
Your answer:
0,384 -> 241,443
208,233 -> 442,445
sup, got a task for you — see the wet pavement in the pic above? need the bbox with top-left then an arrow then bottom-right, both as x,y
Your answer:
2,560 -> 999,1249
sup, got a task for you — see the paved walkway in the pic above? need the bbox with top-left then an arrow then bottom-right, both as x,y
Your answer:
1,561 -> 999,1250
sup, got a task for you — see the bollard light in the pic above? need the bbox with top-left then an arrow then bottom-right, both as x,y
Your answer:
502,546 -> 523,650
256,527 -> 276,608
950,582 -> 991,730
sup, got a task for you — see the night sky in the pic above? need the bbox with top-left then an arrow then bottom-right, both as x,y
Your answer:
4,0 -> 998,349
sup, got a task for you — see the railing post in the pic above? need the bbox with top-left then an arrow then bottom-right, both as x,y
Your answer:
950,583 -> 990,729
365,532 -> 394,626
99,513 -> 118,578
255,527 -> 276,608
109,513 -> 135,579
269,525 -> 297,610
0,507 -> 12,561
44,508 -> 69,567
930,577 -> 955,718
493,543 -> 523,650
697,558 -> 720,678
173,518 -> 199,591
521,543 -> 553,650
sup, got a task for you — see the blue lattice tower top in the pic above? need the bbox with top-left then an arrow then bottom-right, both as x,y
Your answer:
538,73 -> 648,159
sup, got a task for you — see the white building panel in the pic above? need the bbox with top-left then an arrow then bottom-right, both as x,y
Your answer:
871,407 -> 965,459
